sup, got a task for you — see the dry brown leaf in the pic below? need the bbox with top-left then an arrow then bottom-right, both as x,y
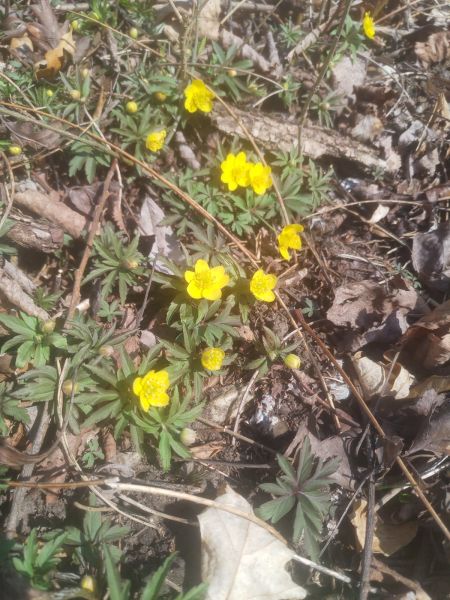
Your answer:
412,222 -> 450,291
326,279 -> 429,351
399,299 -> 450,371
415,31 -> 450,68
353,352 -> 415,400
351,499 -> 418,557
34,29 -> 75,79
10,35 -> 34,53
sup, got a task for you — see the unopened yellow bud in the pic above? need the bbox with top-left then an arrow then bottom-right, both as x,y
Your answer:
70,89 -> 81,101
129,27 -> 139,39
154,92 -> 167,103
99,345 -> 114,357
228,69 -> 237,77
123,259 -> 139,270
71,19 -> 80,31
46,89 -> 54,98
180,428 -> 196,446
62,380 -> 79,396
284,354 -> 301,369
8,145 -> 22,156
81,575 -> 95,592
41,320 -> 56,334
81,68 -> 90,78
126,100 -> 138,114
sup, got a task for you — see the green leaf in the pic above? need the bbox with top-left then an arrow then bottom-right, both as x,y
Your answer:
141,553 -> 177,600
104,545 -> 130,600
0,313 -> 35,335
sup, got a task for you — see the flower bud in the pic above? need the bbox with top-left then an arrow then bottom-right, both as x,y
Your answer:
70,89 -> 81,101
123,258 -> 139,270
180,428 -> 196,446
8,145 -> 22,156
129,27 -> 139,39
46,89 -> 54,98
284,354 -> 301,369
81,575 -> 95,592
154,91 -> 167,103
81,68 -> 90,78
126,100 -> 138,114
71,19 -> 80,31
99,345 -> 114,357
40,319 -> 56,334
228,69 -> 237,77
62,380 -> 79,396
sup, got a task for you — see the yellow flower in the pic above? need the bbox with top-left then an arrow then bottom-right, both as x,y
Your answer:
201,347 -> 225,371
184,259 -> 230,300
220,152 -> 251,191
250,269 -> 277,302
146,129 -> 166,152
249,163 -> 272,195
133,369 -> 170,410
277,224 -> 304,261
184,79 -> 215,113
362,12 -> 375,39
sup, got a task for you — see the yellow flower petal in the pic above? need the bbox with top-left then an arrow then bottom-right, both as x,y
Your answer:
187,280 -> 203,299
184,270 -> 195,283
195,259 -> 209,274
133,377 -> 143,396
279,245 -> 290,260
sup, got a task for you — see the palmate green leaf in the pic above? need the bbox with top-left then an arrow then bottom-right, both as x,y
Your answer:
296,437 -> 315,482
277,454 -> 297,483
257,495 -> 295,524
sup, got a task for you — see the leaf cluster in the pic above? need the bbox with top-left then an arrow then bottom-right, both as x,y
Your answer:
257,439 -> 339,559
0,312 -> 67,368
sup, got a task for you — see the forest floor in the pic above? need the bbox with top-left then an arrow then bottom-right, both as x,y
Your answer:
0,1 -> 449,599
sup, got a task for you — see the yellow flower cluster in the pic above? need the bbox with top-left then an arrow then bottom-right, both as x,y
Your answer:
133,369 -> 170,410
220,152 -> 272,195
362,12 -> 375,39
146,130 -> 166,152
201,347 -> 225,371
184,79 -> 215,114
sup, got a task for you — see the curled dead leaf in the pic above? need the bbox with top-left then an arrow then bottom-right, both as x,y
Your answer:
352,352 -> 415,400
351,499 -> 418,557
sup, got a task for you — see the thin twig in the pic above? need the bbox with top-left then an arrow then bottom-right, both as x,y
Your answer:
66,159 -> 117,322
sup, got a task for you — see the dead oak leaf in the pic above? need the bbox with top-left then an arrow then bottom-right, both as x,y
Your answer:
415,31 -> 450,68
34,29 -> 75,80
